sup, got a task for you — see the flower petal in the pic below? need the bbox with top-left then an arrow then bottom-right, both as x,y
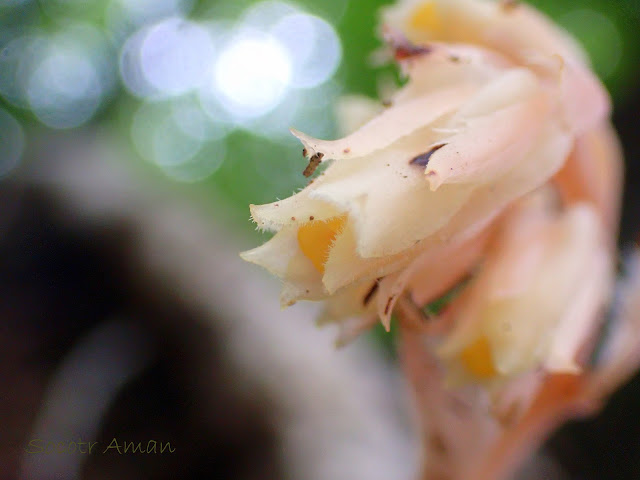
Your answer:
311,142 -> 476,258
426,92 -> 549,189
545,248 -> 612,373
290,84 -> 476,161
376,227 -> 491,328
240,227 -> 326,306
441,118 -> 572,243
588,251 -> 640,397
250,196 -> 342,232
384,0 -> 588,66
393,42 -> 512,102
451,67 -> 540,121
553,122 -> 623,234
559,60 -> 611,135
322,222 -> 417,293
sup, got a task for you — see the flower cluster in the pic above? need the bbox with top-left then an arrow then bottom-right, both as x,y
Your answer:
241,1 -> 633,478
242,0 -> 620,373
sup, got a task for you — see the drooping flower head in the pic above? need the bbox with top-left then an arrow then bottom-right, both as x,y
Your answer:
241,1 -> 631,478
241,0 -> 617,330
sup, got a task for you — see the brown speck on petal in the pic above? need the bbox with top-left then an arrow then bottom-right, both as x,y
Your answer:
449,55 -> 461,63
302,147 -> 308,157
410,143 -> 447,167
291,216 -> 296,221
382,100 -> 393,108
343,148 -> 351,154
303,152 -> 324,177
309,215 -> 315,220
363,280 -> 380,306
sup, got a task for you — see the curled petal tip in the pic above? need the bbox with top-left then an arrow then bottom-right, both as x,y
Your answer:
280,298 -> 296,309
239,247 -> 258,263
248,203 -> 257,218
248,204 -> 268,229
380,316 -> 392,332
290,127 -> 318,156
289,126 -> 302,137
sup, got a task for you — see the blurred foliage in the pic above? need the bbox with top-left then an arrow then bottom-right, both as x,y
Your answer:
528,0 -> 640,99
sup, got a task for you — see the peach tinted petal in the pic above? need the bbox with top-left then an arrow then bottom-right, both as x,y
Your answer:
588,252 -> 640,397
544,249 -> 611,373
439,120 -> 572,243
426,93 -> 549,189
558,60 -> 611,135
409,227 -> 491,306
554,122 -> 624,234
476,373 -> 595,480
290,84 -> 476,161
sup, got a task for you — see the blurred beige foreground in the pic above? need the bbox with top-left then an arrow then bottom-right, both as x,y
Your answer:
12,131 -> 415,480
9,131 -> 567,480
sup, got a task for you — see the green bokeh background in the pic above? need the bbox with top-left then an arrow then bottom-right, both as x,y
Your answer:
1,0 -> 638,240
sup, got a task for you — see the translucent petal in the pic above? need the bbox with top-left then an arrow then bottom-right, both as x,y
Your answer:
377,227 -> 491,328
240,227 -> 326,306
290,84 -> 476,161
393,43 -> 512,102
250,196 -> 342,232
451,67 -> 540,121
559,60 -> 610,135
426,92 -> 549,189
545,249 -> 612,373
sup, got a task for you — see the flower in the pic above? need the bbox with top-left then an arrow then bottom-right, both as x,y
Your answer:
241,0 -> 614,332
240,1 -> 633,479
399,244 -> 640,480
437,190 -> 612,382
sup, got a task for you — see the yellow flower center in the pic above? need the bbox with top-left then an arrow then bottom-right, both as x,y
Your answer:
297,215 -> 347,274
459,337 -> 497,379
410,2 -> 442,34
